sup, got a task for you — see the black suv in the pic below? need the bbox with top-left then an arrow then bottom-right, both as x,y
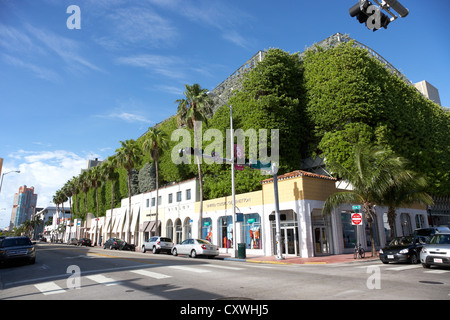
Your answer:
0,236 -> 36,265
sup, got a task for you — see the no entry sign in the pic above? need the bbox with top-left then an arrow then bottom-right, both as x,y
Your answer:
351,213 -> 362,225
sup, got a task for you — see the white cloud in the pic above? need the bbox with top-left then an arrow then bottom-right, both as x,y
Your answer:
0,150 -> 99,229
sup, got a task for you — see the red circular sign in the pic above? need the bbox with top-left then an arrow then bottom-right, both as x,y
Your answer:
351,213 -> 362,225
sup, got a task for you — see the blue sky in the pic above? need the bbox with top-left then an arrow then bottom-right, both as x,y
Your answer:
0,0 -> 449,228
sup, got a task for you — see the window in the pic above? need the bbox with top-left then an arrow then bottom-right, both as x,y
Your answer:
168,193 -> 173,204
218,216 -> 233,249
176,191 -> 182,202
243,214 -> 261,250
158,196 -> 162,205
146,199 -> 149,208
151,197 -> 155,207
202,218 -> 212,242
186,189 -> 191,200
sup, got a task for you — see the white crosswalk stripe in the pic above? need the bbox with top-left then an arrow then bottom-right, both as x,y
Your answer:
168,265 -> 212,273
86,274 -> 122,286
130,269 -> 172,279
34,282 -> 66,295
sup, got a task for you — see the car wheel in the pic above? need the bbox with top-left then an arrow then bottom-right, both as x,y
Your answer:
409,253 -> 418,264
109,244 -> 113,250
29,258 -> 36,264
172,248 -> 178,256
190,250 -> 197,258
422,263 -> 430,268
152,246 -> 158,254
142,246 -> 146,253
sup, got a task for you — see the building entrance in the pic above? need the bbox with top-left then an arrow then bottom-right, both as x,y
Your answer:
313,226 -> 329,255
271,210 -> 299,256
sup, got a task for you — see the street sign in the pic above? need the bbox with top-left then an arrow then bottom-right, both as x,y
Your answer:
234,145 -> 244,171
352,205 -> 361,212
351,213 -> 362,225
250,160 -> 272,170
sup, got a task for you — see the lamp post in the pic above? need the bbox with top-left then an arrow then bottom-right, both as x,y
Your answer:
0,170 -> 20,194
207,91 -> 237,257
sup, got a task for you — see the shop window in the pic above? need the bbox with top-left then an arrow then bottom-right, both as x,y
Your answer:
202,218 -> 213,242
415,214 -> 425,229
401,213 -> 412,236
218,216 -> 233,248
243,214 -> 261,250
341,212 -> 356,249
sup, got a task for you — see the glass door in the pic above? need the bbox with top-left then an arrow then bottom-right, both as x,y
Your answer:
314,226 -> 330,256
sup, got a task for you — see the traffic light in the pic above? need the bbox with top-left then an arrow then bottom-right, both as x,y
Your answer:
349,0 -> 370,24
349,0 -> 391,31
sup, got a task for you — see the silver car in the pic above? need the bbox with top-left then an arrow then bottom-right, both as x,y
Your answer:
142,236 -> 173,254
172,239 -> 219,259
420,233 -> 450,268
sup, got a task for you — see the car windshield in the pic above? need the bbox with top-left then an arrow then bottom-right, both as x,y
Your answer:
430,234 -> 450,245
1,238 -> 32,247
388,237 -> 413,246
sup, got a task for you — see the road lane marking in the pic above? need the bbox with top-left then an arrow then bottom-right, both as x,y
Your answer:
168,266 -> 211,273
130,269 -> 172,279
35,282 -> 66,295
86,274 -> 122,286
201,264 -> 244,271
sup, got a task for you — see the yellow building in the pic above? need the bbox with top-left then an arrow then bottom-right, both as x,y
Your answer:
200,170 -> 428,258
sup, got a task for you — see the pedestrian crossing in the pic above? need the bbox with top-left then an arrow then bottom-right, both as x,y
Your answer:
32,263 -> 248,296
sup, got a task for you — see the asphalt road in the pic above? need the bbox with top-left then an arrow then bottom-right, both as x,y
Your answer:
1,243 -> 449,306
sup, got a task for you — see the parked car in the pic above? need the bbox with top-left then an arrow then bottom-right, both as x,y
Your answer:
172,239 -> 219,258
414,227 -> 450,241
0,236 -> 36,265
420,233 -> 450,269
77,238 -> 92,247
379,236 -> 427,264
67,238 -> 78,245
142,236 -> 173,254
103,238 -> 136,251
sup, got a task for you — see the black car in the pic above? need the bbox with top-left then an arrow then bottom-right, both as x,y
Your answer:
379,236 -> 427,264
77,238 -> 92,247
103,238 -> 135,251
0,236 -> 36,265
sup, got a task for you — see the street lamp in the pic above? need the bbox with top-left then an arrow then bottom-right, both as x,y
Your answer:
0,170 -> 20,194
207,91 -> 237,258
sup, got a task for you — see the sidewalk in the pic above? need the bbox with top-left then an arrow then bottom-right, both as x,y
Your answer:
217,252 -> 380,265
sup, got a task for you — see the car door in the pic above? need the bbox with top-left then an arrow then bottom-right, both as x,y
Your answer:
179,239 -> 190,254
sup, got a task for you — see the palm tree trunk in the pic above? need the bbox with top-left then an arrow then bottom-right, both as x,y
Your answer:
127,170 -> 132,243
387,206 -> 397,240
155,160 -> 160,236
194,125 -> 203,239
110,180 -> 114,240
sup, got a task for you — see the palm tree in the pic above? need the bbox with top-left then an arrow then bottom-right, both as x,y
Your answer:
115,139 -> 141,242
380,170 -> 433,239
79,170 -> 90,239
88,165 -> 103,245
176,83 -> 212,238
142,127 -> 168,236
100,156 -> 120,239
322,145 -> 417,257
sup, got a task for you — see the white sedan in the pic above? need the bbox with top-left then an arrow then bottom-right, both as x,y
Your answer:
172,239 -> 219,258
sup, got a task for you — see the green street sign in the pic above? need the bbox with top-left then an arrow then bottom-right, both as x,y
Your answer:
250,160 -> 271,170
